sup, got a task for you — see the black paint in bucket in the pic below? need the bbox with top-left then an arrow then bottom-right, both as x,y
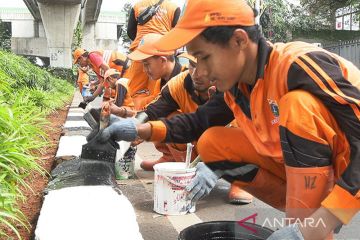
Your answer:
178,221 -> 273,240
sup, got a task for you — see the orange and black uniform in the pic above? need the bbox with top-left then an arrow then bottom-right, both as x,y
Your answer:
126,0 -> 180,105
148,38 -> 360,224
145,71 -> 207,161
142,61 -> 188,162
135,60 -> 184,110
145,71 -> 208,119
113,79 -> 134,109
127,0 -> 180,52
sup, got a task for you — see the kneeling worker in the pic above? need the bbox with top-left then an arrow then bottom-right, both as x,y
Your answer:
131,47 -> 253,204
103,69 -> 136,118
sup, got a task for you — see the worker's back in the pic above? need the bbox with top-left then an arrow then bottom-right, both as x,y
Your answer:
130,0 -> 178,51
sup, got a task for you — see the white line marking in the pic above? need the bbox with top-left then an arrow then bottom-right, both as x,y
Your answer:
67,112 -> 84,117
64,121 -> 90,129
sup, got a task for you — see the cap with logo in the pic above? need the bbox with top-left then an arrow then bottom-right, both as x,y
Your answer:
154,0 -> 255,51
127,33 -> 175,61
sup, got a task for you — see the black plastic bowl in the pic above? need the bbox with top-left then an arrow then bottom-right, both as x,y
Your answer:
178,221 -> 273,240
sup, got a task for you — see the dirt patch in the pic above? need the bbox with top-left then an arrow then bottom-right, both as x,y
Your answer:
8,104 -> 70,240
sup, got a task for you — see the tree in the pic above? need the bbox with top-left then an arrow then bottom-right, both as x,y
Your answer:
120,2 -> 133,53
289,4 -> 330,32
72,21 -> 83,50
299,0 -> 359,26
0,20 -> 11,51
246,0 -> 293,42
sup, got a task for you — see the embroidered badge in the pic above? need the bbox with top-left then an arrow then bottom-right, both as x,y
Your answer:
267,99 -> 279,125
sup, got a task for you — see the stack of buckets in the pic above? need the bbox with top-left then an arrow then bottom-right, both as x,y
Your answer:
153,162 -> 196,215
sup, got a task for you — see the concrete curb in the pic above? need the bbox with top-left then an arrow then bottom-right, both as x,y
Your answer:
56,91 -> 89,160
36,91 -> 143,240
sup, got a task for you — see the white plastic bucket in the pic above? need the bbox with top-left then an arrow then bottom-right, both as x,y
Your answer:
153,162 -> 196,215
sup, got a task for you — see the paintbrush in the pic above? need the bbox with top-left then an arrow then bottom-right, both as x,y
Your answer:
185,143 -> 194,168
189,155 -> 202,168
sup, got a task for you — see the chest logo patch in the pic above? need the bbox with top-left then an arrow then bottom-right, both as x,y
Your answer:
267,99 -> 279,125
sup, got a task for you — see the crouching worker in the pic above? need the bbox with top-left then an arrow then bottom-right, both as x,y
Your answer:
126,33 -> 188,173
97,0 -> 360,239
103,69 -> 136,118
73,48 -> 130,103
127,33 -> 186,109
77,66 -> 91,97
134,52 -> 253,204
102,69 -> 137,171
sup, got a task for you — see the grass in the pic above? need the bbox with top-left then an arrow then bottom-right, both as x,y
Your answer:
0,50 -> 74,239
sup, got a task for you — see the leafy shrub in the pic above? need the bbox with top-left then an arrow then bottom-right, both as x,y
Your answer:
0,50 -> 74,239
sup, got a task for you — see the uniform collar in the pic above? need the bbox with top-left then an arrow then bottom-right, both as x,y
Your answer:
255,37 -> 273,80
161,60 -> 182,88
184,73 -> 208,106
162,60 -> 182,82
227,38 -> 272,120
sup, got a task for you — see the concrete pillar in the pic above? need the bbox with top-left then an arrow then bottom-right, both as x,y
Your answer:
82,22 -> 119,51
37,2 -> 81,68
11,20 -> 36,38
82,23 -> 96,50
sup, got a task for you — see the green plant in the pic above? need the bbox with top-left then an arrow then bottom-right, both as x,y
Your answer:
0,50 -> 74,239
120,3 -> 133,53
72,21 -> 83,50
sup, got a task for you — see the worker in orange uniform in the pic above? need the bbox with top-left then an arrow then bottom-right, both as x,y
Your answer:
127,33 -> 186,109
99,0 -> 360,239
103,69 -> 136,118
73,48 -> 130,102
136,51 -> 253,204
135,52 -> 200,170
127,32 -> 187,174
77,66 -> 90,97
126,0 -> 180,109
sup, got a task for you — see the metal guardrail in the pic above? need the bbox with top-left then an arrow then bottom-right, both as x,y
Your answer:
324,39 -> 360,68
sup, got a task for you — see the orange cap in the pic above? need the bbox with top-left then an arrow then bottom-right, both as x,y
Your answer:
104,69 -> 120,80
127,33 -> 175,61
155,0 -> 255,51
178,52 -> 197,64
73,48 -> 86,64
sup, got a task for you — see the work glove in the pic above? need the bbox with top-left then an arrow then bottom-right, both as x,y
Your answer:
78,101 -> 88,109
267,224 -> 304,240
84,108 -> 102,142
83,95 -> 96,103
185,162 -> 221,203
99,116 -> 139,142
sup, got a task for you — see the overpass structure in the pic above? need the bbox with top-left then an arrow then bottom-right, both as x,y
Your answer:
0,0 -> 125,68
